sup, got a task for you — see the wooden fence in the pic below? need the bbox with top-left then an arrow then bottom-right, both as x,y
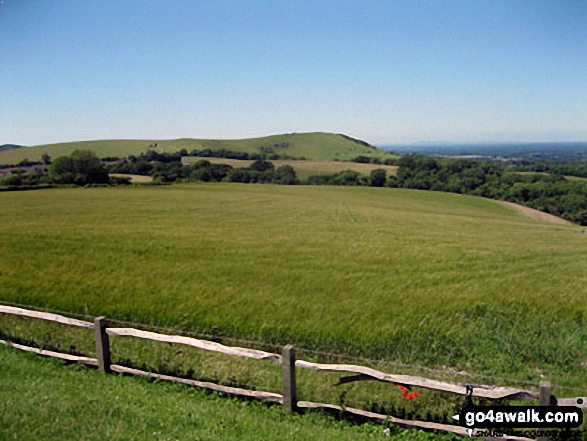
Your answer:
1,304 -> 586,441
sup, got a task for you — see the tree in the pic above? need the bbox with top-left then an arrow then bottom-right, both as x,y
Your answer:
275,165 -> 298,185
353,155 -> 371,163
49,156 -> 75,184
370,169 -> 387,187
42,153 -> 51,165
189,167 -> 212,182
333,170 -> 362,186
50,150 -> 109,185
249,159 -> 275,172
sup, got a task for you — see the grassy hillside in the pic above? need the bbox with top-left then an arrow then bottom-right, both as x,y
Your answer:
2,346 -> 451,440
1,184 -> 586,387
0,132 -> 394,164
0,144 -> 24,152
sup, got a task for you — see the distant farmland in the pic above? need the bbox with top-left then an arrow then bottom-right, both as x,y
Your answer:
181,157 -> 398,180
1,184 -> 586,388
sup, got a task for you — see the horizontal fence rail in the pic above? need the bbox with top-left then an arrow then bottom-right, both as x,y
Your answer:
0,305 -> 94,328
110,364 -> 284,403
0,338 -> 98,366
106,327 -> 281,362
2,303 -> 586,441
295,360 -> 539,401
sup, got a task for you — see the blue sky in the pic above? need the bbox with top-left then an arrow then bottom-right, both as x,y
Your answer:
1,0 -> 586,146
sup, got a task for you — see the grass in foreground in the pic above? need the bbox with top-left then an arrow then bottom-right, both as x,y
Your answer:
0,345 -> 454,441
1,184 -> 586,387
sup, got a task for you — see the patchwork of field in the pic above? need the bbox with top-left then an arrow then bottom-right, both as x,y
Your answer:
0,133 -> 396,164
181,157 -> 398,180
508,171 -> 587,182
1,184 -> 586,386
109,173 -> 154,183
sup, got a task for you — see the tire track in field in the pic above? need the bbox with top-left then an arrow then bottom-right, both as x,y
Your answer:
343,202 -> 358,224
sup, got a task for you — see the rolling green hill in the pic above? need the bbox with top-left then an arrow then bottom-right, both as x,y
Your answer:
1,184 -> 585,388
0,144 -> 24,152
0,133 -> 394,165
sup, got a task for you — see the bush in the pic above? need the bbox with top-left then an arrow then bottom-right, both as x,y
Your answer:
275,165 -> 298,185
109,176 -> 132,185
50,150 -> 109,185
1,174 -> 22,186
249,160 -> 275,172
370,169 -> 387,187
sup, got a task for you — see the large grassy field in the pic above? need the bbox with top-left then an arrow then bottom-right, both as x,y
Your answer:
1,345 -> 454,441
0,132 -> 395,164
1,184 -> 586,388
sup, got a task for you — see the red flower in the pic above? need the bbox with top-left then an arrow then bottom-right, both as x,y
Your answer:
399,385 -> 419,400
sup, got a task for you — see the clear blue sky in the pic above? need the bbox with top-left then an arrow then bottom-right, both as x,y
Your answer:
2,0 -> 586,146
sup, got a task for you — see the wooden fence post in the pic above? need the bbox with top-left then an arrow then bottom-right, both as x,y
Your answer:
282,344 -> 297,413
94,316 -> 111,373
538,380 -> 551,441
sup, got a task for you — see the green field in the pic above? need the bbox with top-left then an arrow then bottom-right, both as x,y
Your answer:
2,345 -> 455,440
0,132 -> 395,164
181,156 -> 398,180
1,184 -> 586,388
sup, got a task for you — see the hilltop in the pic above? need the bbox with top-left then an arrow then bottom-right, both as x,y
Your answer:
0,144 -> 24,152
0,133 -> 393,165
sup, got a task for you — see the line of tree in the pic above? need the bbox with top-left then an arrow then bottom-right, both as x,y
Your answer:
387,155 -> 587,225
511,162 -> 587,179
307,169 -> 388,187
130,147 -> 305,163
110,154 -> 387,188
104,152 -> 390,188
147,159 -> 300,185
1,150 -> 130,187
350,155 -> 397,166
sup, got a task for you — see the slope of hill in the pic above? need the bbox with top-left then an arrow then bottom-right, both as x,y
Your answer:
1,184 -> 585,386
0,133 -> 393,164
0,144 -> 24,152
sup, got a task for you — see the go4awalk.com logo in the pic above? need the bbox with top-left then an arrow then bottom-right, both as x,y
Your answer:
452,387 -> 583,438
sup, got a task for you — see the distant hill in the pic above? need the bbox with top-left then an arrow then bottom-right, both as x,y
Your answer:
0,133 -> 395,165
0,144 -> 24,152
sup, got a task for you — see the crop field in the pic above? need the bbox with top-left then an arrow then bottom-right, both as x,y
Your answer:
109,173 -> 154,183
1,184 -> 586,389
181,157 -> 398,180
0,132 -> 395,164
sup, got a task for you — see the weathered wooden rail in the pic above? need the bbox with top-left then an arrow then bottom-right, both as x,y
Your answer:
1,304 -> 585,440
